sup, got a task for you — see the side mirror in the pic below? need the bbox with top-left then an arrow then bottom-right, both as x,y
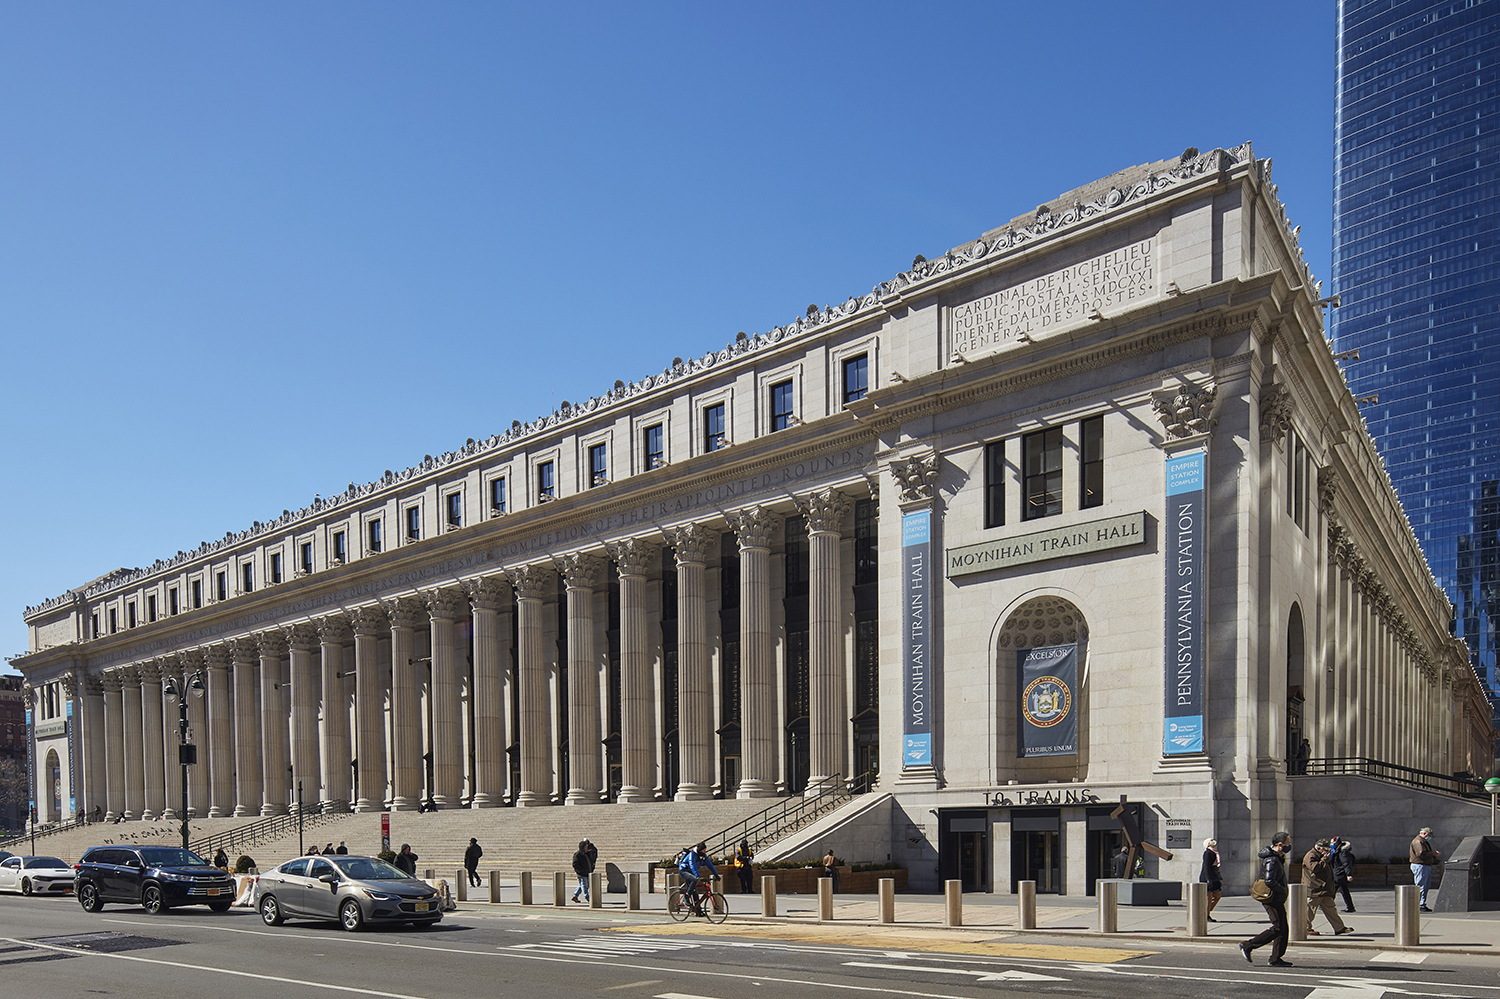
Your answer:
319,874 -> 339,886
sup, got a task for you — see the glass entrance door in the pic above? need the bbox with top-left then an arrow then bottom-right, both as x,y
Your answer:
1012,830 -> 1061,893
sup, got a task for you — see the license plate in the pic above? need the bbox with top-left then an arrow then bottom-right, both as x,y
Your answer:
206,889 -> 220,896
414,902 -> 429,912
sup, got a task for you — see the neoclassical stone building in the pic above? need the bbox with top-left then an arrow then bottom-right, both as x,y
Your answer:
15,144 -> 1492,892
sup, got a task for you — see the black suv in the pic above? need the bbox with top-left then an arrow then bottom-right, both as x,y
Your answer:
75,846 -> 235,914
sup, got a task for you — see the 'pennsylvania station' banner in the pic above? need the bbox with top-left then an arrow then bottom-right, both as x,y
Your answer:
1018,644 -> 1078,756
1164,450 -> 1206,754
902,510 -> 932,767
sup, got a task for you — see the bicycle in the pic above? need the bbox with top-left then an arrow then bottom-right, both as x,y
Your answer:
667,882 -> 728,923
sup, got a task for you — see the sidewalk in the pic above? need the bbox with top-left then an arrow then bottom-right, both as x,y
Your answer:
445,883 -> 1500,956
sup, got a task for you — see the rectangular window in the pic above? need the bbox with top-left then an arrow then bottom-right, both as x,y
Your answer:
300,542 -> 313,575
1022,427 -> 1064,521
216,571 -> 227,602
1291,433 -> 1310,533
843,354 -> 868,404
270,552 -> 283,584
241,562 -> 254,593
589,443 -> 608,487
109,608 -> 118,634
405,506 -> 421,542
1080,415 -> 1104,510
446,492 -> 462,528
490,477 -> 507,514
147,594 -> 157,623
128,602 -> 137,628
704,403 -> 726,452
333,531 -> 347,563
984,440 -> 1006,529
368,519 -> 383,553
537,461 -> 555,501
91,613 -> 99,639
168,587 -> 178,616
644,424 -> 664,469
770,379 -> 794,432
192,579 -> 203,609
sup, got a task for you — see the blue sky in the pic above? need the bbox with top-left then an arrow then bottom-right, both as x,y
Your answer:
0,2 -> 1334,666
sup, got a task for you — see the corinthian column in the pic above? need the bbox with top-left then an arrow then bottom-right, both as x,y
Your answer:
257,632 -> 289,816
385,598 -> 424,811
102,672 -> 125,822
81,674 -> 106,820
609,537 -> 659,803
803,489 -> 852,794
138,661 -> 166,820
231,638 -> 263,816
426,588 -> 468,808
668,523 -> 717,801
204,645 -> 234,817
120,665 -> 145,820
556,553 -> 603,805
731,506 -> 779,798
512,563 -> 554,806
283,624 -> 321,814
316,615 -> 352,813
464,575 -> 509,808
350,605 -> 388,813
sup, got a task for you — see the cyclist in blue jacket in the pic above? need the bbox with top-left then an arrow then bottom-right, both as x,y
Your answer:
677,842 -> 718,903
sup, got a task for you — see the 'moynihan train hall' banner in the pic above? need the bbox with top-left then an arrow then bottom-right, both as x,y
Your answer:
1018,644 -> 1078,756
902,510 -> 931,767
1164,450 -> 1205,754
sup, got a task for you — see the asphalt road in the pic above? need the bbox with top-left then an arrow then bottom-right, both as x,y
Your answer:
3,892 -> 1500,999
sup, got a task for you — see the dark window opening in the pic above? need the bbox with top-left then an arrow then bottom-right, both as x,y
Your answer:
644,424 -> 664,469
1080,415 -> 1104,510
843,354 -> 868,404
771,379 -> 794,432
985,440 -> 1006,528
447,492 -> 462,528
589,443 -> 608,487
704,403 -> 726,452
1023,427 -> 1064,521
537,461 -> 555,501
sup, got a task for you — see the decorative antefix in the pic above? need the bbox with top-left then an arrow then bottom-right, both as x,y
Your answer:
1152,383 -> 1218,440
890,451 -> 940,504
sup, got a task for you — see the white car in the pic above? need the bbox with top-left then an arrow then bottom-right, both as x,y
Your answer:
0,855 -> 75,896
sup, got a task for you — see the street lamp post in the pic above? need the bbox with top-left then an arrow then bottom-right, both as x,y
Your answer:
163,673 -> 206,852
1486,777 -> 1500,836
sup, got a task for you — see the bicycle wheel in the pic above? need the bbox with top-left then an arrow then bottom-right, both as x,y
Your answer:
704,891 -> 728,924
667,888 -> 690,922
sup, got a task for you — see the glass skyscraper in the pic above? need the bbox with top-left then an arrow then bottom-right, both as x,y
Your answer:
1333,0 -> 1500,720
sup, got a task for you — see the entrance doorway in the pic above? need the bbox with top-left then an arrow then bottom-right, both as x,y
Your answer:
938,811 -> 990,891
1010,809 -> 1061,893
1085,802 -> 1143,895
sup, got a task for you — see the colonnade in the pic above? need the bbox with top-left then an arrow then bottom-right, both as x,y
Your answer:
67,492 -> 868,822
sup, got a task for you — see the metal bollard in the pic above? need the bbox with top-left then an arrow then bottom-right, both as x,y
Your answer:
818,877 -> 834,921
761,875 -> 777,918
489,870 -> 501,904
1018,880 -> 1036,930
553,871 -> 568,907
944,880 -> 963,928
627,872 -> 641,910
1185,881 -> 1208,938
519,871 -> 533,905
590,871 -> 602,909
878,877 -> 895,924
1288,884 -> 1309,941
1395,884 -> 1421,946
1099,880 -> 1118,933
456,870 -> 467,903
424,868 -> 434,881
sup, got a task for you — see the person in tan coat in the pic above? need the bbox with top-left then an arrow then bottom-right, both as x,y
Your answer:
1302,839 -> 1352,935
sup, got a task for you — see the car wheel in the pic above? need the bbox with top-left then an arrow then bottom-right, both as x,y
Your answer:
209,899 -> 233,913
78,883 -> 104,913
260,894 -> 284,926
20,878 -> 31,897
339,898 -> 364,932
142,884 -> 168,915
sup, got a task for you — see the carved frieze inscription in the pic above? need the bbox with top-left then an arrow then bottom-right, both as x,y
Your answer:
950,238 -> 1155,353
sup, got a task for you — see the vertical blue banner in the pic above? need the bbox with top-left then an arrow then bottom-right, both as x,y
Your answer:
67,700 -> 76,818
25,706 -> 35,823
902,510 -> 932,767
1164,451 -> 1206,754
1018,645 -> 1078,756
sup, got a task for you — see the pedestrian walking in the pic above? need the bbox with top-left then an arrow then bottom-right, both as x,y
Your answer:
570,839 -> 596,903
1302,839 -> 1352,935
1199,837 -> 1222,921
1331,836 -> 1356,913
1240,830 -> 1294,967
1112,845 -> 1130,879
734,839 -> 754,894
464,837 -> 484,888
394,843 -> 418,877
1410,827 -> 1440,911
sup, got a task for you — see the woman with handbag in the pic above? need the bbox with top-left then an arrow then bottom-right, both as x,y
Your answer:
1199,838 -> 1222,921
1240,831 -> 1293,967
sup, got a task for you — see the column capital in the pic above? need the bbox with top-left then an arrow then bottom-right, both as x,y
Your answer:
798,487 -> 853,534
1151,382 -> 1218,440
61,671 -> 80,699
175,648 -> 206,672
608,537 -> 659,577
118,663 -> 142,685
424,587 -> 468,622
509,562 -> 553,600
101,670 -> 125,693
381,596 -> 425,631
729,505 -> 778,550
667,523 -> 717,566
255,631 -> 287,659
347,604 -> 389,638
462,575 -> 510,613
315,614 -> 352,645
137,661 -> 163,685
280,622 -> 320,652
554,551 -> 603,590
888,450 -> 940,504
204,644 -> 234,670
231,637 -> 259,663
85,673 -> 105,697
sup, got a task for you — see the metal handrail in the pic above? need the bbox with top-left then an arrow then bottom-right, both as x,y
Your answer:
0,813 -> 93,850
1297,757 -> 1488,799
703,770 -> 875,860
190,810 -> 339,860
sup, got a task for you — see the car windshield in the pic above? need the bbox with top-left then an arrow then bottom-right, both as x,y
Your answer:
24,857 -> 66,869
331,857 -> 409,880
138,848 -> 210,867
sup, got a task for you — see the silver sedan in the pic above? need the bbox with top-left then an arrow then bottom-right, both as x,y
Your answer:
257,855 -> 442,931
0,856 -> 76,896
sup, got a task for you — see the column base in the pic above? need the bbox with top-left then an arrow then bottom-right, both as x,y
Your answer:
674,783 -> 715,802
321,799 -> 350,814
233,804 -> 254,817
160,808 -> 178,820
105,811 -> 120,823
894,764 -> 942,790
390,796 -> 420,812
736,779 -> 779,799
207,806 -> 228,818
140,809 -> 159,821
616,786 -> 653,803
514,792 -> 551,807
260,804 -> 289,817
564,788 -> 604,805
432,794 -> 462,810
469,793 -> 502,808
353,799 -> 381,813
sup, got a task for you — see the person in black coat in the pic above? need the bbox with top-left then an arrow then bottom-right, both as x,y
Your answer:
464,838 -> 484,888
1199,838 -> 1222,921
1330,836 -> 1356,913
1240,831 -> 1293,967
394,844 -> 418,877
570,839 -> 596,903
